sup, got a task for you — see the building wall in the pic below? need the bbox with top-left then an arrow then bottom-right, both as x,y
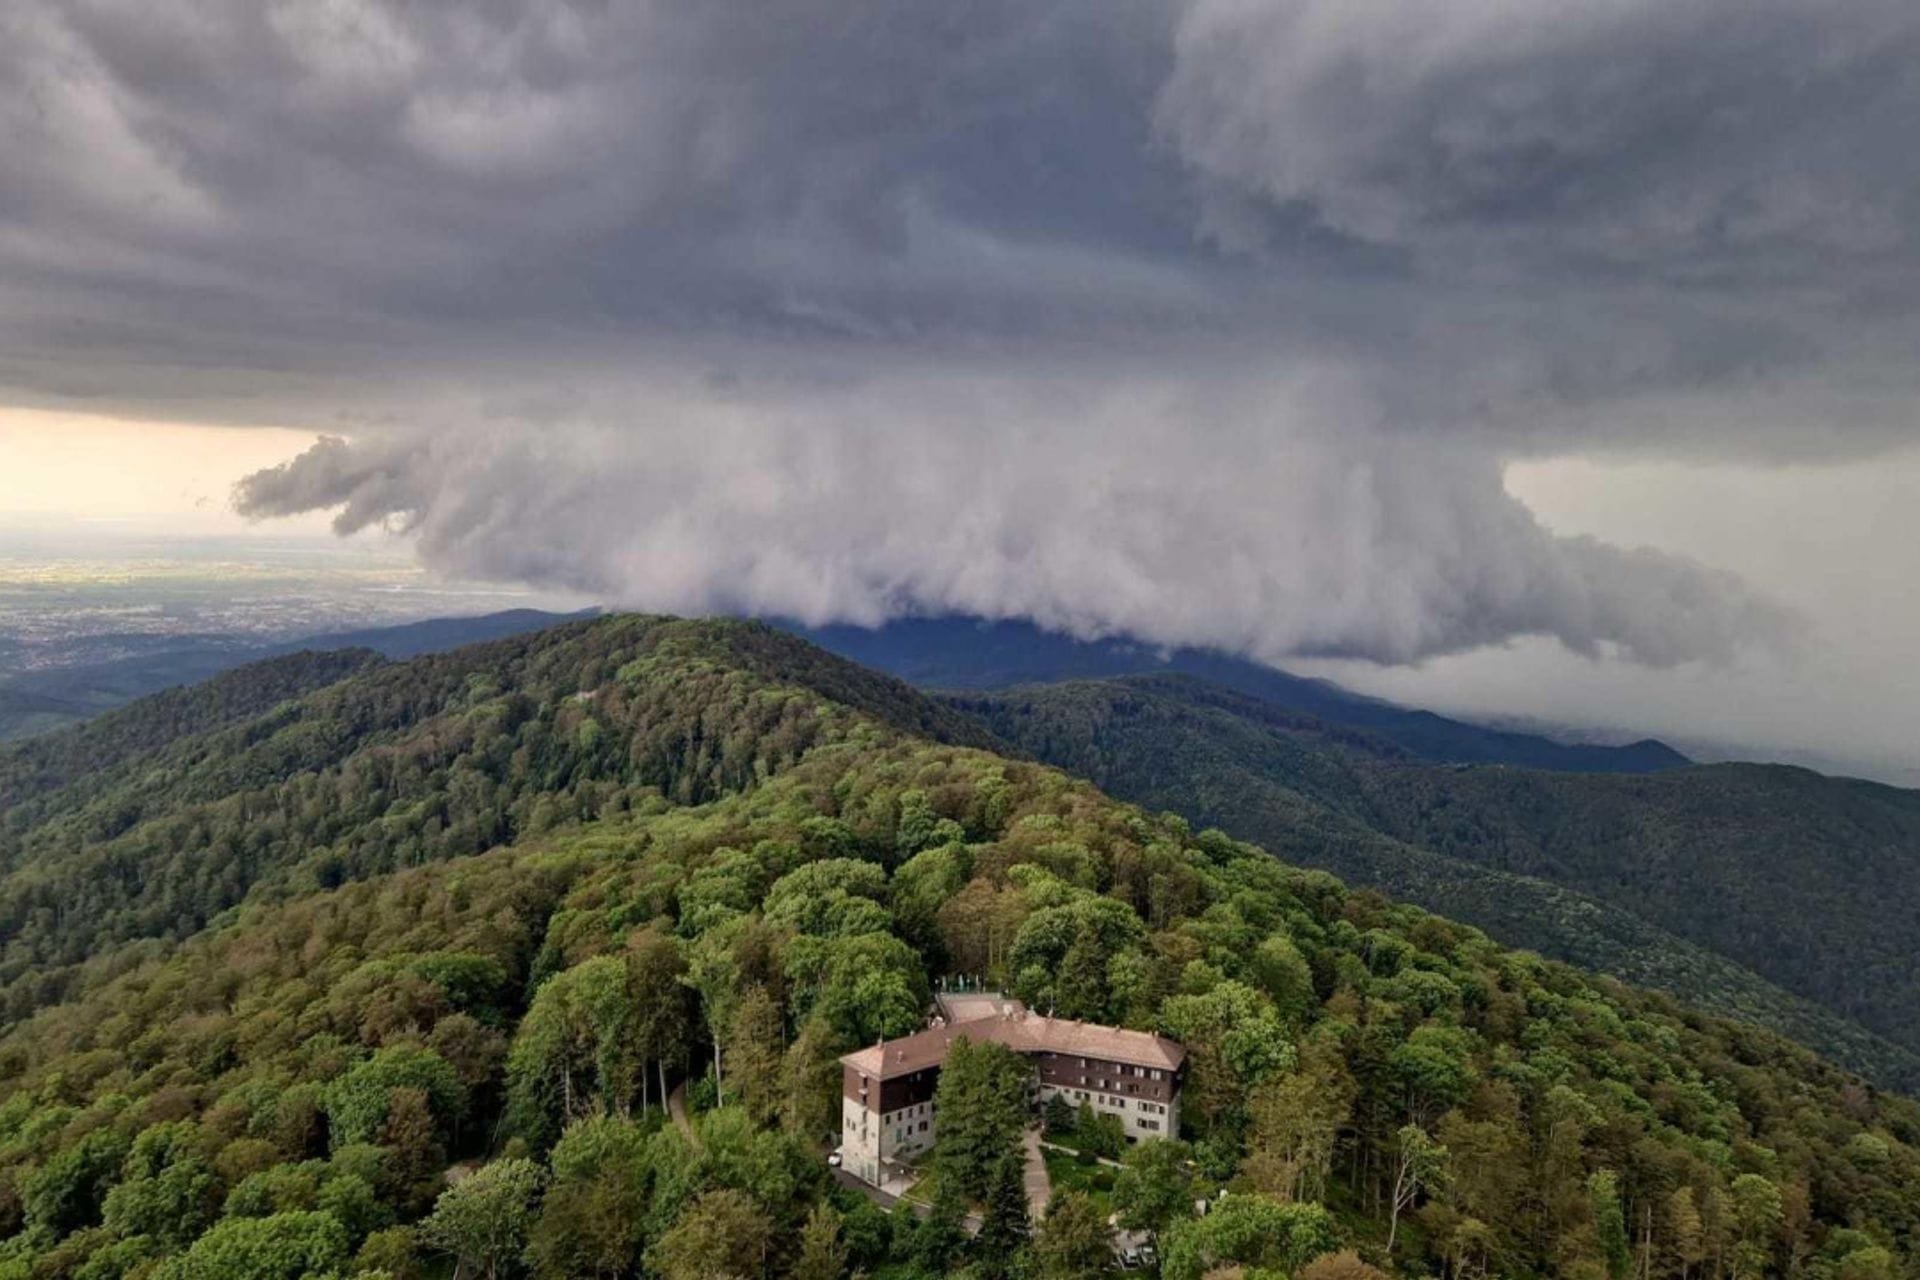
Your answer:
841,1095 -> 881,1186
878,1069 -> 939,1114
840,1048 -> 1184,1186
1037,1080 -> 1178,1140
841,1064 -> 941,1182
1033,1052 -> 1178,1105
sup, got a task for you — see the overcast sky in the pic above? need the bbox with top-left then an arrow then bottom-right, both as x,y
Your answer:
4,0 -> 1919,778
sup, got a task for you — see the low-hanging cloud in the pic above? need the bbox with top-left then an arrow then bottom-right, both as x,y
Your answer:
8,0 -> 1918,670
233,375 -> 1801,666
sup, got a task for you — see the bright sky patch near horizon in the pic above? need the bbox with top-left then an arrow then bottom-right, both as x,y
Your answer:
0,410 -> 338,535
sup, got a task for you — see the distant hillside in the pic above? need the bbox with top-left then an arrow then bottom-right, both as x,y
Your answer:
954,674 -> 1920,1092
1352,760 -> 1920,1060
0,607 -> 593,741
0,613 -> 1912,1280
0,647 -> 386,813
784,615 -> 1689,772
0,687 -> 84,743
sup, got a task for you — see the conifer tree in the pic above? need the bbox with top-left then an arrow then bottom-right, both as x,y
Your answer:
976,1146 -> 1033,1280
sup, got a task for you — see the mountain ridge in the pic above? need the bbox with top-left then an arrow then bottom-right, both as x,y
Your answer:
953,672 -> 1920,1092
782,615 -> 1691,773
0,612 -> 1912,1280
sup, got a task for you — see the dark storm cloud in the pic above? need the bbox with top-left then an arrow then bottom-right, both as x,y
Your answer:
7,0 -> 1919,664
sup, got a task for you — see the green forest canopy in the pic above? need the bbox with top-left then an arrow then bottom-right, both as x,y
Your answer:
0,616 -> 1910,1279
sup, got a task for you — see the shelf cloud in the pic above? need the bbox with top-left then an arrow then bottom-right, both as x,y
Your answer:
10,0 -> 1920,669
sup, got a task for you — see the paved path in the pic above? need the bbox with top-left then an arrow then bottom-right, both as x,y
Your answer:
1022,1128 -> 1052,1219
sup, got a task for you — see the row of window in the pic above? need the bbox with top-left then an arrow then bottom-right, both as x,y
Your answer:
1056,1087 -> 1166,1117
1048,1054 -> 1164,1082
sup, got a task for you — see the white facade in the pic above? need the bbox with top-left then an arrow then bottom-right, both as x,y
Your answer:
1037,1080 -> 1180,1141
841,1094 -> 937,1185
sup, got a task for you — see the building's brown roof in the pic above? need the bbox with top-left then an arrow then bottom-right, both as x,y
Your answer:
840,1007 -> 1186,1080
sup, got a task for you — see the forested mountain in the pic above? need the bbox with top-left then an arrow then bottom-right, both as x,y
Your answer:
784,616 -> 1689,773
0,609 -> 593,743
0,616 -> 1913,1280
0,650 -> 386,814
953,675 -> 1920,1093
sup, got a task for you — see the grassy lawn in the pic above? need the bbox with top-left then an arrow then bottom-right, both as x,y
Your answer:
1042,1146 -> 1119,1218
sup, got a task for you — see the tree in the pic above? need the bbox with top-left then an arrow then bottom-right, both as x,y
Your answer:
100,1123 -> 219,1249
22,1127 -> 132,1237
1160,1194 -> 1339,1280
1042,1092 -> 1077,1138
355,1225 -> 425,1279
1299,1250 -> 1392,1280
976,1147 -> 1033,1279
1445,1218 -> 1498,1280
628,927 -> 694,1112
506,957 -> 645,1144
1033,1190 -> 1113,1280
647,1189 -> 772,1280
1665,1187 -> 1707,1280
1730,1175 -> 1783,1280
934,1038 -> 1032,1199
937,878 -> 1028,978
725,984 -> 788,1125
1251,934 -> 1317,1025
764,859 -> 893,937
1074,1102 -> 1126,1160
794,1201 -> 850,1280
1386,1026 -> 1476,1128
1589,1169 -> 1631,1280
784,931 -> 928,1045
380,1087 -> 447,1215
1244,1053 -> 1354,1204
526,1117 -> 650,1280
327,1046 -> 466,1149
150,1211 -> 349,1280
896,788 -> 964,856
1387,1125 -> 1448,1254
1160,981 -> 1292,1135
893,844 -> 970,953
913,1177 -> 970,1274
1114,1138 -> 1194,1242
420,1158 -> 545,1280
1055,920 -> 1110,1020
781,1015 -> 844,1141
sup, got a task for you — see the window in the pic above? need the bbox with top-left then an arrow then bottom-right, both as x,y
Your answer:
1140,1119 -> 1160,1132
1150,1069 -> 1161,1081
920,1121 -> 929,1132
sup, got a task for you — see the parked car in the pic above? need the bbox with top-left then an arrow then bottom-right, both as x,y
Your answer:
1119,1247 -> 1143,1269
827,1149 -> 843,1168
1139,1243 -> 1158,1267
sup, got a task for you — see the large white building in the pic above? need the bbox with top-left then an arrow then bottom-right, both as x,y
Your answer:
837,997 -> 1186,1190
